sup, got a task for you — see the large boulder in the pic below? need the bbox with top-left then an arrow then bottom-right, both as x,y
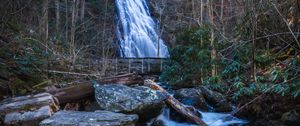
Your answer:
4,106 -> 53,126
174,87 -> 233,112
39,111 -> 138,126
281,110 -> 300,125
174,88 -> 209,111
200,86 -> 233,112
94,84 -> 167,120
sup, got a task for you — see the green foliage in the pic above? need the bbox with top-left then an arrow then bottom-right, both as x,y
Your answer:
255,53 -> 274,68
0,35 -> 49,96
232,83 -> 257,100
203,76 -> 223,91
161,24 -> 300,100
233,57 -> 300,99
14,37 -> 49,74
160,26 -> 212,86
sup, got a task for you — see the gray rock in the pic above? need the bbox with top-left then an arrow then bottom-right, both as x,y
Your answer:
200,86 -> 233,112
174,87 -> 233,112
174,88 -> 208,110
5,106 -> 52,126
281,110 -> 300,125
39,111 -> 138,126
94,84 -> 167,120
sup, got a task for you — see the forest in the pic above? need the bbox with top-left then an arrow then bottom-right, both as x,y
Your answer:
0,0 -> 300,126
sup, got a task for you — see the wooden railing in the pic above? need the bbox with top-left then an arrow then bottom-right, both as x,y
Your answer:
50,58 -> 168,76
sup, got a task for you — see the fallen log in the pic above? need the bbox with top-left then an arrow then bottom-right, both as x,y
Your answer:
45,83 -> 94,105
0,93 -> 59,115
144,79 -> 207,126
0,93 -> 59,126
46,73 -> 143,104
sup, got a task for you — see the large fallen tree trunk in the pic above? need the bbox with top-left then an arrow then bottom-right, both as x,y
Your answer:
144,79 -> 207,126
47,73 -> 143,104
0,93 -> 59,125
0,93 -> 59,115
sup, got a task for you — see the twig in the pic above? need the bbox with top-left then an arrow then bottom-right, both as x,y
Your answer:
47,70 -> 101,77
10,0 -> 32,15
220,32 -> 300,53
271,2 -> 300,49
231,93 -> 264,115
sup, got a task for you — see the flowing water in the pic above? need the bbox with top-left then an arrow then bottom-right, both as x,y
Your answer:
146,83 -> 248,126
149,108 -> 247,126
115,0 -> 169,58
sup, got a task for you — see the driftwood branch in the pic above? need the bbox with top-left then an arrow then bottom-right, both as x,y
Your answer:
144,79 -> 207,126
47,70 -> 102,77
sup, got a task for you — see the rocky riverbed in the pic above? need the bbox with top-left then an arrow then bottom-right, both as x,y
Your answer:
0,80 -> 249,126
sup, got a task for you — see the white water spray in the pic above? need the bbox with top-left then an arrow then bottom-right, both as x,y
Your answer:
115,0 -> 169,58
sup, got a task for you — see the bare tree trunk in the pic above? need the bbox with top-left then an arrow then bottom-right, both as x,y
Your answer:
192,0 -> 195,19
200,0 -> 204,24
200,0 -> 204,83
288,0 -> 300,28
209,0 -> 217,76
41,0 -> 49,53
55,0 -> 60,53
80,0 -> 85,32
56,0 -> 60,34
220,0 -> 225,38
65,0 -> 69,52
70,0 -> 78,65
80,0 -> 85,23
251,0 -> 257,82
70,0 -> 75,59
102,0 -> 108,64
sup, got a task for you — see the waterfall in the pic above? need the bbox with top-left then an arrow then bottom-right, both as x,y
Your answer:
115,0 -> 169,58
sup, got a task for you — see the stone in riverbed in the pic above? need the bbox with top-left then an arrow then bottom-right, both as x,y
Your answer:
174,86 -> 233,112
199,86 -> 233,112
39,110 -> 138,126
4,106 -> 53,126
174,88 -> 208,111
281,110 -> 300,125
94,84 -> 168,120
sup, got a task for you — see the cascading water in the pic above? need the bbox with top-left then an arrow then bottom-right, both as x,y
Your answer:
147,83 -> 248,126
148,108 -> 247,126
115,0 -> 169,58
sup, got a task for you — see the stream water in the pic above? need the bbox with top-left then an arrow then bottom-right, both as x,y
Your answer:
147,83 -> 248,126
149,108 -> 247,126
